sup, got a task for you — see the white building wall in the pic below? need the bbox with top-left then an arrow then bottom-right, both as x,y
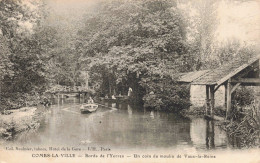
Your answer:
190,85 -> 225,108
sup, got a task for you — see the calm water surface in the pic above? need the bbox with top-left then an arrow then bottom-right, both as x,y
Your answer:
13,98 -> 238,151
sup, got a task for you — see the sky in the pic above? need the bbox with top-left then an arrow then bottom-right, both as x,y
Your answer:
46,0 -> 93,26
217,0 -> 260,45
44,0 -> 260,46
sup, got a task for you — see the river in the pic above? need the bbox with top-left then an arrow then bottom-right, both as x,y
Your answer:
12,97 -> 240,151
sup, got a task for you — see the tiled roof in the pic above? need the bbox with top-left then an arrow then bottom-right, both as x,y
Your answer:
176,55 -> 260,85
177,70 -> 209,83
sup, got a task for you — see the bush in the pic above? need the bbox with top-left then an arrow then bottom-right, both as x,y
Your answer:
221,87 -> 259,148
0,91 -> 49,111
0,93 -> 26,111
142,75 -> 191,112
233,86 -> 255,107
222,101 -> 260,148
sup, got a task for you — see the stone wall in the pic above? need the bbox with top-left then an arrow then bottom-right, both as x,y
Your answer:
190,85 -> 225,108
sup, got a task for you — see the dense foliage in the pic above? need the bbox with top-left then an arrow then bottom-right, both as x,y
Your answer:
0,0 -> 55,110
0,0 -> 258,113
75,0 -> 191,110
142,75 -> 191,111
233,86 -> 255,107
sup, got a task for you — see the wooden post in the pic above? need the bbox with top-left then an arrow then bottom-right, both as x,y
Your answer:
226,79 -> 232,120
206,119 -> 216,149
209,120 -> 215,148
206,85 -> 210,116
206,120 -> 209,149
224,83 -> 227,108
210,85 -> 215,117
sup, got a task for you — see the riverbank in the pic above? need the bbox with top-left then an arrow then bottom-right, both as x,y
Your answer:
185,101 -> 260,148
0,106 -> 47,141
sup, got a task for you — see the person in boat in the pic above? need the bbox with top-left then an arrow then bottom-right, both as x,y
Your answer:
88,97 -> 94,104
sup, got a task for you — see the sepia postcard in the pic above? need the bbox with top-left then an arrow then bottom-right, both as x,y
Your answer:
0,0 -> 260,162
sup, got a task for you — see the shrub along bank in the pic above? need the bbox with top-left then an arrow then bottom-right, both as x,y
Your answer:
0,106 -> 47,141
221,87 -> 260,148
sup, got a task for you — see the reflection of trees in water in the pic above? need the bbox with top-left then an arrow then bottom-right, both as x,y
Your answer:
190,118 -> 228,149
205,119 -> 243,149
227,135 -> 242,149
111,103 -> 116,108
87,105 -> 193,148
127,105 -> 132,118
19,100 -> 240,149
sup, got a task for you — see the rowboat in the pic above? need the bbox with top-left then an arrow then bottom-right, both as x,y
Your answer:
80,103 -> 98,114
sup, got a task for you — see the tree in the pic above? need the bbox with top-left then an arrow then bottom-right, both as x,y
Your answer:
76,0 -> 191,108
178,0 -> 219,70
178,0 -> 258,70
0,0 -> 57,110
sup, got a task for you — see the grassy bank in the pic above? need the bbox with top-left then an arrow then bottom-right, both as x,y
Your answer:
0,106 -> 47,141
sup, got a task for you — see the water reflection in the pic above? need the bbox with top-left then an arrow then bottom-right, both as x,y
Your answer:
127,105 -> 132,118
227,135 -> 242,149
190,118 -> 227,149
206,120 -> 215,149
150,111 -> 154,119
13,98 -> 235,150
112,103 -> 116,108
